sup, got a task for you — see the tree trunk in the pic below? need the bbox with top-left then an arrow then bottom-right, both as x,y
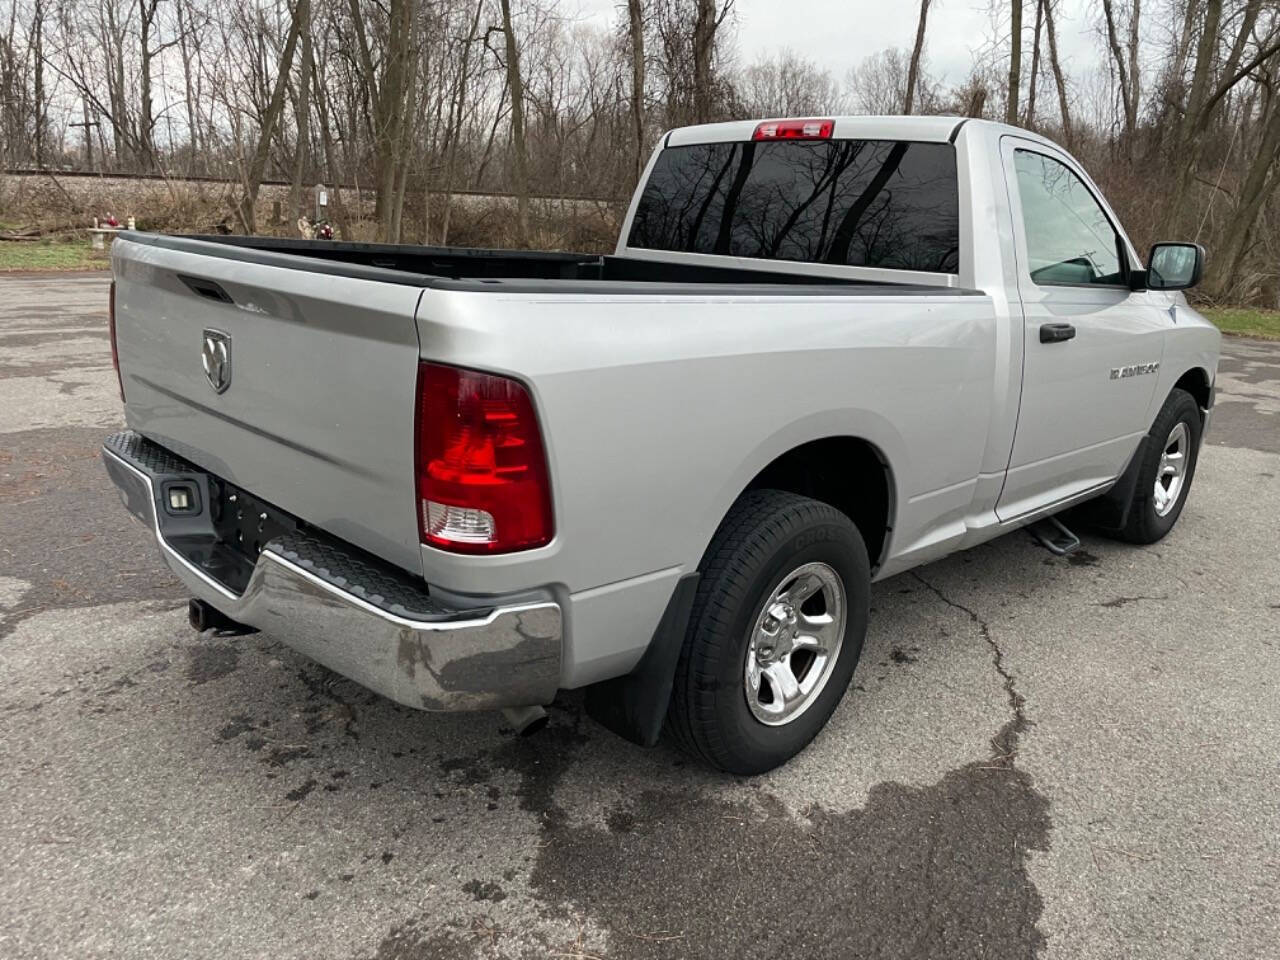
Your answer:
904,0 -> 931,115
1024,0 -> 1044,127
311,51 -> 351,239
137,0 -> 160,170
1161,0 -> 1223,236
236,0 -> 305,234
1101,0 -> 1139,147
693,0 -> 717,123
175,0 -> 201,170
628,0 -> 646,184
1210,95 -> 1280,299
441,0 -> 483,244
1006,0 -> 1022,125
31,0 -> 44,166
290,0 -> 312,223
500,0 -> 530,245
1126,0 -> 1140,128
1044,0 -> 1072,144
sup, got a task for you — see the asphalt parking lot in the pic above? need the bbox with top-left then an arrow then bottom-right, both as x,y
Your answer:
2,273 -> 1277,960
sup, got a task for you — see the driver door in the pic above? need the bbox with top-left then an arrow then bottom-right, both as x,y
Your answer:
995,136 -> 1168,521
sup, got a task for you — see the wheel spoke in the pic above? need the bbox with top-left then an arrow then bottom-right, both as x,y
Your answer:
1153,484 -> 1169,511
763,662 -> 800,706
779,572 -> 825,606
795,611 -> 839,654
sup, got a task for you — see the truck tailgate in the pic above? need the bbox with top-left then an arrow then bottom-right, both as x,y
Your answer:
112,236 -> 426,575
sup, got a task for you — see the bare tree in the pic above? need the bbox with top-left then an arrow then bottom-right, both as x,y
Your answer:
234,0 -> 304,233
692,0 -> 731,122
1101,0 -> 1141,147
348,0 -> 419,241
289,0 -> 311,222
498,0 -> 530,245
628,0 -> 645,185
1043,0 -> 1071,142
1006,0 -> 1021,124
904,0 -> 930,115
1024,0 -> 1043,127
440,0 -> 485,243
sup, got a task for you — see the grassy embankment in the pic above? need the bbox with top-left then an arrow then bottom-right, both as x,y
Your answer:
0,236 -> 110,272
1200,306 -> 1280,341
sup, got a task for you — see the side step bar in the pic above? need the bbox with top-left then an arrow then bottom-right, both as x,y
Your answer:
1028,515 -> 1081,556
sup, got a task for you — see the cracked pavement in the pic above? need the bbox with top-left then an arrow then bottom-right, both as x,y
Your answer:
2,274 -> 1278,959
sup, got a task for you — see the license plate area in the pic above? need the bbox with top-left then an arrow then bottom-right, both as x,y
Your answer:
208,477 -> 297,565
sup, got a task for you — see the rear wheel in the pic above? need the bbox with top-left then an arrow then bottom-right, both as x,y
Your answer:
666,489 -> 870,775
1113,388 -> 1203,544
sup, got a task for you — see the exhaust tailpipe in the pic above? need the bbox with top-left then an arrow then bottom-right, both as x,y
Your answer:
188,598 -> 257,636
502,705 -> 548,737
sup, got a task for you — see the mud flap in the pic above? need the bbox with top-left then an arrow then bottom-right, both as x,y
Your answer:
584,573 -> 700,748
1074,434 -> 1151,531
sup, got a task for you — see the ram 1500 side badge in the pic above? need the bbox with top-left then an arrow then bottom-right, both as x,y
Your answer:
1110,362 -> 1160,380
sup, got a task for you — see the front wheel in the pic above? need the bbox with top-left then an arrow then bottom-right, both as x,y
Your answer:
666,489 -> 870,775
1112,387 -> 1203,544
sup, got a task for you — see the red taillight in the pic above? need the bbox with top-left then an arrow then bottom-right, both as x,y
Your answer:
752,118 -> 835,141
414,362 -> 553,554
108,280 -> 125,402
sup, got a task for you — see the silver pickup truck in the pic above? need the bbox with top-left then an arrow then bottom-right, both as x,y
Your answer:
103,116 -> 1219,773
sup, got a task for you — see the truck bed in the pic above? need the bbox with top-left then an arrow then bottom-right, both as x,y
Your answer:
120,232 -> 975,296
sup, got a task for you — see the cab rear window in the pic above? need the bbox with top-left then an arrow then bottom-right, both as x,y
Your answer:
627,139 -> 960,274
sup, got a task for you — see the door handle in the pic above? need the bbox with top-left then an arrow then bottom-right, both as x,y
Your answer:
1040,322 -> 1076,343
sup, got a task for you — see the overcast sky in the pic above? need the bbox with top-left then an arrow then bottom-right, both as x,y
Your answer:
573,0 -> 1105,89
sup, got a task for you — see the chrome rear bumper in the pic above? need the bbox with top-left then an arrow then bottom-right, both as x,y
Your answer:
101,431 -> 562,712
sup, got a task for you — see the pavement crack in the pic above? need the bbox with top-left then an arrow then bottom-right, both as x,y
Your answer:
911,572 -> 1027,766
1098,594 -> 1168,609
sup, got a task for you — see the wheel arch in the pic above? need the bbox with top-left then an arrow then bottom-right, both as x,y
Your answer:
1171,366 -> 1213,419
731,434 -> 897,575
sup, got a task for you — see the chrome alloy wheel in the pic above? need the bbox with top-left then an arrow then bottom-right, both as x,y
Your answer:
744,562 -> 847,726
1154,421 -> 1190,517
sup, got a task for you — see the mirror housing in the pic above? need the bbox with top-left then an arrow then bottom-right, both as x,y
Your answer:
1139,242 -> 1205,292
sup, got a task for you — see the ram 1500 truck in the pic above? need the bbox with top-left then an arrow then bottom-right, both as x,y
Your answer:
102,116 -> 1219,773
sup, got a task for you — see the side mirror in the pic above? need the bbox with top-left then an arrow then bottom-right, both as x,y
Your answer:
1146,242 -> 1205,291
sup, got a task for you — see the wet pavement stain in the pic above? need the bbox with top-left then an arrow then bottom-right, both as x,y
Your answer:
530,733 -> 1050,960
284,779 -> 318,803
515,581 -> 1050,959
1066,550 -> 1100,567
185,643 -> 240,685
368,924 -> 481,960
460,879 -> 506,903
217,714 -> 255,741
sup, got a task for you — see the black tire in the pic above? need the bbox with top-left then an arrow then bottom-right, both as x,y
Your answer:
1114,388 -> 1203,544
666,489 -> 870,775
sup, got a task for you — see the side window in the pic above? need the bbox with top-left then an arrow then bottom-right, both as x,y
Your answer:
1013,150 -> 1125,286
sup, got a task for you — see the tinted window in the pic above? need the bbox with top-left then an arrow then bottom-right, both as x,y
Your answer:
628,140 -> 960,273
1013,150 -> 1124,286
